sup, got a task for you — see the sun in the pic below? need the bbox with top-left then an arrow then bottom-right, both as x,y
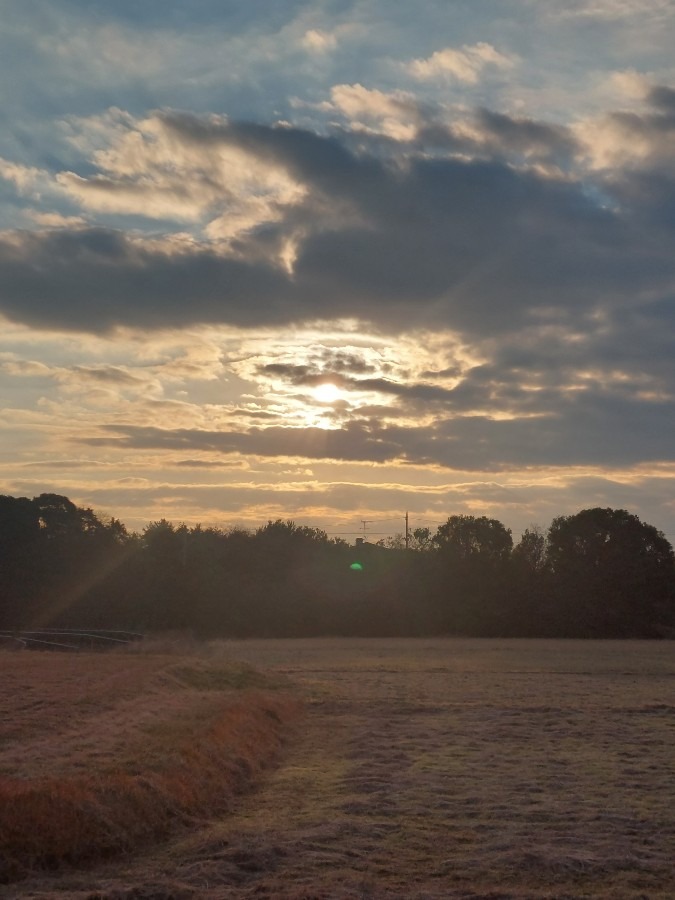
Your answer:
312,382 -> 343,403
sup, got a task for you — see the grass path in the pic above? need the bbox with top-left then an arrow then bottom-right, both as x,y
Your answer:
12,638 -> 675,899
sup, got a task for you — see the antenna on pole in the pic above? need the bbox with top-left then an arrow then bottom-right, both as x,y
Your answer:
405,511 -> 410,550
360,519 -> 372,539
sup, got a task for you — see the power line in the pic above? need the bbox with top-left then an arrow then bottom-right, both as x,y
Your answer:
325,531 -> 396,535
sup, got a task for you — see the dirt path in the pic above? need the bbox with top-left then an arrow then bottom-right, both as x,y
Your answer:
12,638 -> 675,899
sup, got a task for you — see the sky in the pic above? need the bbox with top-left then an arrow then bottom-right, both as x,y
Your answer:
1,0 -> 675,543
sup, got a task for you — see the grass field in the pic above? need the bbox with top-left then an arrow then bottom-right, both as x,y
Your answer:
5,638 -> 675,899
0,642 -> 301,884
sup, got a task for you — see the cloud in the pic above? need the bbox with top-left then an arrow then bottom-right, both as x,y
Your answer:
260,350 -> 379,383
1,359 -> 147,387
0,159 -> 49,194
1,359 -> 53,378
54,110 -> 307,237
575,83 -> 675,234
316,86 -> 579,170
649,84 -> 675,114
545,0 -> 673,21
40,23 -> 186,80
76,385 -> 675,471
25,211 -> 88,228
326,84 -> 424,140
5,4 -> 324,123
259,361 -> 456,404
0,91 -> 674,396
83,421 -> 404,464
609,70 -> 651,100
466,109 -> 579,166
0,226 -> 291,332
0,214 -> 652,339
4,464 -> 673,540
302,28 -> 338,53
578,81 -> 675,172
406,42 -> 516,84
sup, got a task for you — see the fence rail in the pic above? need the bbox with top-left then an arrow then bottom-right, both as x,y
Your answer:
0,629 -> 145,651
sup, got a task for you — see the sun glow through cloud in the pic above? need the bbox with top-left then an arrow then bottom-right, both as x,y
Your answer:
312,382 -> 344,403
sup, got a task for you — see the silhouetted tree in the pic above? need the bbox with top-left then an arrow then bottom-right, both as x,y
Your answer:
0,496 -> 42,627
33,493 -> 87,538
546,508 -> 675,637
2,492 -> 674,639
433,515 -> 513,562
411,527 -> 434,551
431,515 -> 513,634
513,525 -> 547,571
508,525 -> 550,635
0,494 -> 135,628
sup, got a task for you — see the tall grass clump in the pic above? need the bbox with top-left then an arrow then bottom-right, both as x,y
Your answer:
0,653 -> 301,883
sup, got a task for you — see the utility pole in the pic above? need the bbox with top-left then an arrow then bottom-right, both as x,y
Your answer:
360,519 -> 372,539
405,511 -> 409,550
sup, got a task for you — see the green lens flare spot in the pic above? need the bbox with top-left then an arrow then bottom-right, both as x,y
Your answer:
350,562 -> 363,571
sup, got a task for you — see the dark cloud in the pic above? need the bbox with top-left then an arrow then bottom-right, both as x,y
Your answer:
260,363 -> 312,382
596,83 -> 675,231
648,84 -> 675,115
80,379 -> 675,470
259,362 -> 458,402
348,377 -> 456,402
0,227 -> 291,332
259,352 -> 381,386
162,112 -> 386,199
417,108 -> 579,167
1,105 -> 674,340
472,108 -> 578,163
606,169 -> 675,231
83,421 -> 403,464
228,409 -> 280,420
314,349 -> 379,375
392,394 -> 675,469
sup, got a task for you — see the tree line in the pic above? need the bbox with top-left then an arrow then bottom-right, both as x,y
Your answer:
1,493 -> 674,639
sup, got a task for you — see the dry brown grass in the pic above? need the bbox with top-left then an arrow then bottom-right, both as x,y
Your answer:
6,638 -> 675,899
0,647 -> 301,883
